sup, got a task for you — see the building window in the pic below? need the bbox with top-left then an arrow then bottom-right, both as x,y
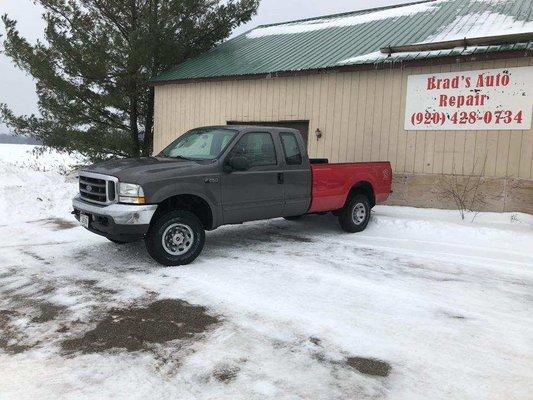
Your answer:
280,132 -> 303,165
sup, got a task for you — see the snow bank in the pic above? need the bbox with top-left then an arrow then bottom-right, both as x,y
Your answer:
0,144 -> 82,223
0,144 -> 83,173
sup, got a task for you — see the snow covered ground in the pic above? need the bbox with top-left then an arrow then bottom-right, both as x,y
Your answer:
0,144 -> 532,400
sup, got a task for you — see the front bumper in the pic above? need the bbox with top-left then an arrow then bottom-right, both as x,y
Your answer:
72,195 -> 157,241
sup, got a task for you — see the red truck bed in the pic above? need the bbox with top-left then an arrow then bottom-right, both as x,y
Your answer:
308,162 -> 392,213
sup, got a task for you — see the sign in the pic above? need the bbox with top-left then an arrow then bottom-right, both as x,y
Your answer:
404,66 -> 532,130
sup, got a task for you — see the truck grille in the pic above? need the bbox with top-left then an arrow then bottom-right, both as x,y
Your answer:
79,173 -> 117,204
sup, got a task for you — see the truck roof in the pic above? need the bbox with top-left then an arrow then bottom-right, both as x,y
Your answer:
199,125 -> 301,134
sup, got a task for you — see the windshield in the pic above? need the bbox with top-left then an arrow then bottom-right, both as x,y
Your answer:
158,128 -> 237,160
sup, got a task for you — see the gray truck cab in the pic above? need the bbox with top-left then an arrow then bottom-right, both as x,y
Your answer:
73,125 -> 311,265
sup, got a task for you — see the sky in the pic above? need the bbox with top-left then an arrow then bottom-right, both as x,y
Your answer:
0,0 -> 415,134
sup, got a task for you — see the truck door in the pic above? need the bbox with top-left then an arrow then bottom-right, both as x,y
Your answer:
279,131 -> 311,216
221,131 -> 284,224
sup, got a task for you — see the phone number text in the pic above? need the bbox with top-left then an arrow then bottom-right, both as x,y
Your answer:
409,110 -> 524,126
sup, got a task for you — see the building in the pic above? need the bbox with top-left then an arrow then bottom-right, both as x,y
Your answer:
151,0 -> 533,213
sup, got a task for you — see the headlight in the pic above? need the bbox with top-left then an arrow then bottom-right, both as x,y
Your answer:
118,182 -> 145,204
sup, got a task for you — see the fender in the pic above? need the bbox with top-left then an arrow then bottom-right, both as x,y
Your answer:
147,180 -> 222,229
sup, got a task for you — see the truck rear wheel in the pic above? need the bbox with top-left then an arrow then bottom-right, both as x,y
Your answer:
338,194 -> 371,233
145,210 -> 205,266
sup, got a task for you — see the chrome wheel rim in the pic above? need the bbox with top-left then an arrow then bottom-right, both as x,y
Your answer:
352,203 -> 366,225
162,223 -> 194,255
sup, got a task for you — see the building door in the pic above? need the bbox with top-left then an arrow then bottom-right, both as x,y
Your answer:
221,131 -> 284,224
228,120 -> 309,146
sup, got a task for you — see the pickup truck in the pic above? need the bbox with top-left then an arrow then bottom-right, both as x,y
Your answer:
72,126 -> 392,265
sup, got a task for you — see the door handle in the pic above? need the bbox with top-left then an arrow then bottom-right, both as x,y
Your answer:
277,172 -> 284,184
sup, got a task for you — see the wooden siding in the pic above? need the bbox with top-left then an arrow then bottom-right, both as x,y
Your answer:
154,57 -> 533,179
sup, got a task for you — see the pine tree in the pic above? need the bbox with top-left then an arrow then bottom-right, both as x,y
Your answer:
0,0 -> 259,160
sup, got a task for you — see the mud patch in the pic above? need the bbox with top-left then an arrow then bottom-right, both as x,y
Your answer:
441,311 -> 467,320
0,268 -> 18,280
275,233 -> 313,243
20,250 -> 49,264
30,218 -> 78,231
0,310 -> 35,354
61,299 -> 220,354
309,336 -> 322,346
267,230 -> 313,243
2,286 -> 66,325
0,340 -> 33,354
76,279 -> 98,286
75,279 -> 118,296
213,365 -> 240,383
31,302 -> 66,323
346,356 -> 391,377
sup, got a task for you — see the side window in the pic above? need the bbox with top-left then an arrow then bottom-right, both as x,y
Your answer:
230,132 -> 277,167
280,132 -> 303,165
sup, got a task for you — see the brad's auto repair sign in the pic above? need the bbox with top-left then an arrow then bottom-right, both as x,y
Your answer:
405,66 -> 532,130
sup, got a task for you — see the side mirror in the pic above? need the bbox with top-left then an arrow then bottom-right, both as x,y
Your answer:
225,155 -> 250,172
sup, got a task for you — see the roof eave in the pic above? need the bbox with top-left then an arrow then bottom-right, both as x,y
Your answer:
149,47 -> 532,86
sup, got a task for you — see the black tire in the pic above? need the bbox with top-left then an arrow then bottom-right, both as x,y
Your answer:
338,194 -> 371,233
283,215 -> 303,221
145,210 -> 205,266
107,238 -> 130,244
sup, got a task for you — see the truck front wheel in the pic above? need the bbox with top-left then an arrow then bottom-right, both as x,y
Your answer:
338,194 -> 371,233
145,210 -> 205,266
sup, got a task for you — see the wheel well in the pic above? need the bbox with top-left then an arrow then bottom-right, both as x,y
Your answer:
154,194 -> 214,230
346,182 -> 375,208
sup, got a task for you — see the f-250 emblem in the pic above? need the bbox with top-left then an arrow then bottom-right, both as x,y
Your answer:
204,177 -> 219,184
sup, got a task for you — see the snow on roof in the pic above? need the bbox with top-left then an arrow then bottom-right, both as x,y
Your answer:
338,6 -> 533,66
426,11 -> 533,42
246,1 -> 443,39
337,46 -> 491,65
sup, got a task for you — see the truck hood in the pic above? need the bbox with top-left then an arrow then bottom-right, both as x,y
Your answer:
82,157 -> 203,183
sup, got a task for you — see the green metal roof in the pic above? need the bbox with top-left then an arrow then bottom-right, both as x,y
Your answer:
152,0 -> 533,83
